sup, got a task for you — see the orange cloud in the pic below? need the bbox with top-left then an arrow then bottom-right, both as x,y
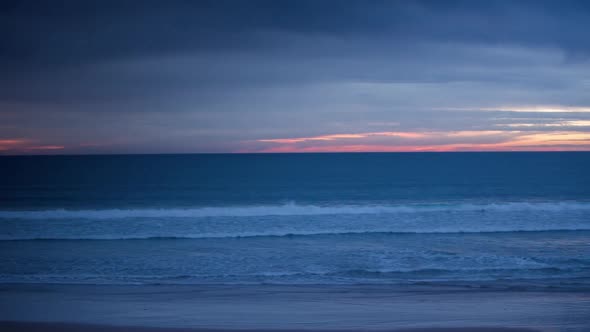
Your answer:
0,139 -> 28,151
257,142 -> 590,153
248,130 -> 590,153
256,130 -> 510,145
0,139 -> 66,154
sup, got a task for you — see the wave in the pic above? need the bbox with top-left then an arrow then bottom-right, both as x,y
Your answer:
2,201 -> 590,220
1,266 -> 583,286
2,229 -> 589,241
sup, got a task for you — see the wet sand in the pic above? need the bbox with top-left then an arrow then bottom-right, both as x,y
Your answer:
1,284 -> 588,331
0,321 -> 541,332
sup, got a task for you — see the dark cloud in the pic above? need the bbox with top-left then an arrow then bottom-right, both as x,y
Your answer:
2,0 -> 590,68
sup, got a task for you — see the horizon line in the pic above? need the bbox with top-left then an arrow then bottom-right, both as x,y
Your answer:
2,150 -> 590,157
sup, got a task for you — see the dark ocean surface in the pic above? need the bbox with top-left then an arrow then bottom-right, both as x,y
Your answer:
1,152 -> 589,286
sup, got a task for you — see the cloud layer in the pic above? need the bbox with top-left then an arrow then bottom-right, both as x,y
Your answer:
1,0 -> 590,154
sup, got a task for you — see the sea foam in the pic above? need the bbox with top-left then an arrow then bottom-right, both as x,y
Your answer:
1,201 -> 590,219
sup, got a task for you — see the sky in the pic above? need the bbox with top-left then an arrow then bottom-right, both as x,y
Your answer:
1,0 -> 590,154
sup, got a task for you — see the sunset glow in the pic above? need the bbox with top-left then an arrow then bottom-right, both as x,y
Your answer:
0,139 -> 28,151
0,139 -> 65,154
249,130 -> 590,153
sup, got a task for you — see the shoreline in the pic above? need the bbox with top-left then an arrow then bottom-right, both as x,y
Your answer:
0,321 -> 542,332
1,284 -> 588,331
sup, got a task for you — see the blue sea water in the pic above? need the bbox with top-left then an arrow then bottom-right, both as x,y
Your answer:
1,152 -> 590,287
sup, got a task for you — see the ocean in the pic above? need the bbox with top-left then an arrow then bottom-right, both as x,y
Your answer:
1,152 -> 590,288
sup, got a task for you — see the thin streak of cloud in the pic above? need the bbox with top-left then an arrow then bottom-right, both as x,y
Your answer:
257,131 -> 432,144
490,106 -> 590,113
25,145 -> 65,151
0,139 -> 28,151
249,130 -> 590,153
257,130 -> 512,144
444,105 -> 590,113
0,139 -> 65,154
0,139 -> 27,145
254,143 -> 590,153
498,120 -> 590,128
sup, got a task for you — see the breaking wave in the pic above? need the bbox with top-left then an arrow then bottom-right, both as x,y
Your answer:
1,201 -> 590,220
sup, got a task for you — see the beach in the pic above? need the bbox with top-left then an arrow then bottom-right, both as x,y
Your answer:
0,322 -> 542,332
1,284 -> 589,331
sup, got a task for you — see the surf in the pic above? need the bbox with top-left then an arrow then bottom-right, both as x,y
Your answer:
1,201 -> 590,219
